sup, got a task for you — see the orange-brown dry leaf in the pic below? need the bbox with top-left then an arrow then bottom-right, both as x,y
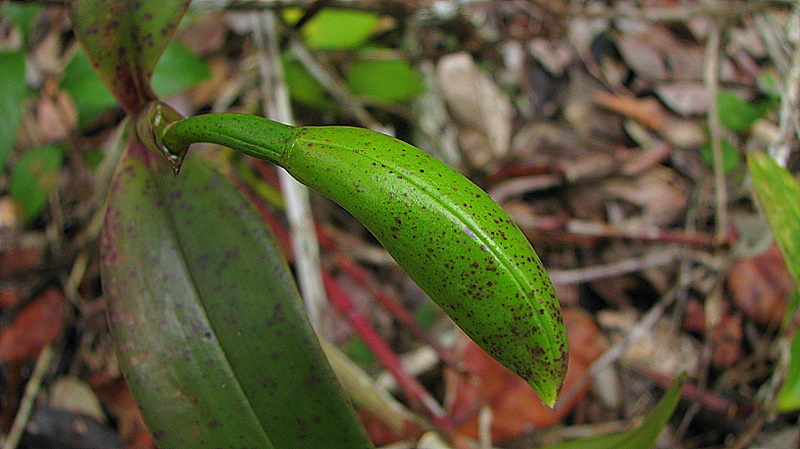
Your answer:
356,410 -> 426,447
90,373 -> 156,449
593,91 -> 666,131
445,307 -> 607,443
0,287 -> 65,363
728,244 -> 794,326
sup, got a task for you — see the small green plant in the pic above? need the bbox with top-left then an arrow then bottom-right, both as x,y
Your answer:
63,0 -> 570,447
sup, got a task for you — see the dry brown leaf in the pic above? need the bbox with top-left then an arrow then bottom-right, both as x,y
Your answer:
0,287 -> 65,363
436,52 -> 513,161
600,166 -> 688,227
445,307 -> 607,443
90,373 -> 157,449
0,235 -> 46,278
598,309 -> 700,378
616,30 -> 670,81
0,285 -> 19,310
728,244 -> 794,326
594,91 -> 666,131
655,82 -> 710,117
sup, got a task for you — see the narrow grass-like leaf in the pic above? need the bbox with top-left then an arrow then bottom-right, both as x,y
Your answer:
68,0 -> 190,113
539,374 -> 686,449
101,133 -> 374,449
747,151 -> 800,411
747,152 -> 800,287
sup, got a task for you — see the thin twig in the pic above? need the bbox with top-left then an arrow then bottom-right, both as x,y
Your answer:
251,11 -> 329,328
288,39 -> 383,130
565,220 -> 719,248
547,248 -> 690,285
3,347 -> 54,449
322,271 -> 469,448
529,0 -> 789,22
765,1 -> 800,166
704,19 -> 728,246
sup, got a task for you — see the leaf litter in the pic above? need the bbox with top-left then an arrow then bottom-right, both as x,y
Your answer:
0,0 -> 798,448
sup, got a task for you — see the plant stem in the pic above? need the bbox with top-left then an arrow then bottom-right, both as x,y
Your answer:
160,113 -> 297,165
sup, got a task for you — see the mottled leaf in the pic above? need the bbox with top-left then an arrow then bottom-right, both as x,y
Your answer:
68,0 -> 190,113
101,133 -> 373,449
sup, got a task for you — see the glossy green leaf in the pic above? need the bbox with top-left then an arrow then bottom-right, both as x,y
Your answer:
68,0 -> 190,113
9,144 -> 65,224
297,9 -> 380,50
157,111 -> 569,406
346,58 -> 424,103
101,133 -> 374,449
0,50 -> 26,171
747,152 -> 800,411
718,90 -> 777,134
539,374 -> 687,449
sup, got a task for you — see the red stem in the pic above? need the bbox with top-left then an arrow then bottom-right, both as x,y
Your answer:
322,271 -> 461,442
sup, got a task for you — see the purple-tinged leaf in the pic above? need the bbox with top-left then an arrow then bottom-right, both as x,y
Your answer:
101,131 -> 374,449
68,0 -> 190,113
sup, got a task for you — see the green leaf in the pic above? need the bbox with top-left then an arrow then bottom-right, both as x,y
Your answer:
282,55 -> 333,110
717,90 -> 777,134
62,50 -> 118,128
346,58 -> 424,103
9,145 -> 65,224
539,374 -> 687,449
747,152 -> 800,411
298,9 -> 380,50
101,135 -> 374,449
68,0 -> 190,113
151,41 -> 210,98
0,50 -> 27,171
747,152 -> 800,290
778,317 -> 800,411
0,3 -> 42,43
699,138 -> 742,172
63,42 -> 209,128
